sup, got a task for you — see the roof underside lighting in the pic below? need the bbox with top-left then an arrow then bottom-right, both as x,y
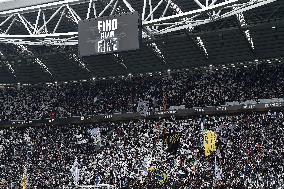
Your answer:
113,53 -> 127,69
195,36 -> 208,57
236,13 -> 255,50
145,35 -> 166,64
68,53 -> 90,72
0,51 -> 16,77
16,44 -> 52,75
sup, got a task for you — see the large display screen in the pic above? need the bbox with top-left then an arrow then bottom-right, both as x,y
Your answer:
78,11 -> 141,57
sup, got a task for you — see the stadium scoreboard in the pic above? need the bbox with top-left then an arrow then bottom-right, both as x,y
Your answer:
78,12 -> 141,57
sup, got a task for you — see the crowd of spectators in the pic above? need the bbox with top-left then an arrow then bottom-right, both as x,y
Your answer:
0,61 -> 284,122
0,111 -> 283,188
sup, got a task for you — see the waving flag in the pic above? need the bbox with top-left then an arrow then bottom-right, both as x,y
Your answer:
137,99 -> 149,116
88,128 -> 101,146
147,167 -> 167,184
203,130 -> 217,157
214,156 -> 222,181
167,132 -> 180,154
70,157 -> 80,186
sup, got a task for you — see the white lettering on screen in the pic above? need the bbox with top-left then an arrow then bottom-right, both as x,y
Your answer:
98,19 -> 117,31
97,19 -> 118,53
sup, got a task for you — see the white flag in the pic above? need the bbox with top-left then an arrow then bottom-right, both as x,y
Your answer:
201,121 -> 204,131
137,99 -> 149,116
214,156 -> 222,181
88,128 -> 101,146
70,157 -> 80,186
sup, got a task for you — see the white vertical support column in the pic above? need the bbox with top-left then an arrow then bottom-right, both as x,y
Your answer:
42,11 -> 48,34
33,9 -> 41,34
110,0 -> 119,15
87,0 -> 94,19
93,1 -> 97,18
149,0 -> 153,20
142,0 -> 147,20
148,0 -> 154,30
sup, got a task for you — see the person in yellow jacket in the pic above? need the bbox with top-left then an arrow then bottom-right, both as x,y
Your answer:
22,167 -> 27,189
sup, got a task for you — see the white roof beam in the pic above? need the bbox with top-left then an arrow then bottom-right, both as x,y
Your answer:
0,0 -> 89,16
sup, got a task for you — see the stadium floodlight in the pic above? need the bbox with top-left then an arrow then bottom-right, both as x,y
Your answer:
0,0 -> 278,46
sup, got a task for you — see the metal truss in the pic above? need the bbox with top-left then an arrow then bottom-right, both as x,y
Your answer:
99,0 -> 166,66
54,11 -> 92,73
97,0 -> 129,68
166,0 -> 208,58
0,0 -> 278,46
0,27 -> 52,76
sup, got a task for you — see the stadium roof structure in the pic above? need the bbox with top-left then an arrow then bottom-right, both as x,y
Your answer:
0,0 -> 283,84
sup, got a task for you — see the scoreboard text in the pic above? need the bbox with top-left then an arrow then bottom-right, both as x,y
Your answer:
78,12 -> 141,57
